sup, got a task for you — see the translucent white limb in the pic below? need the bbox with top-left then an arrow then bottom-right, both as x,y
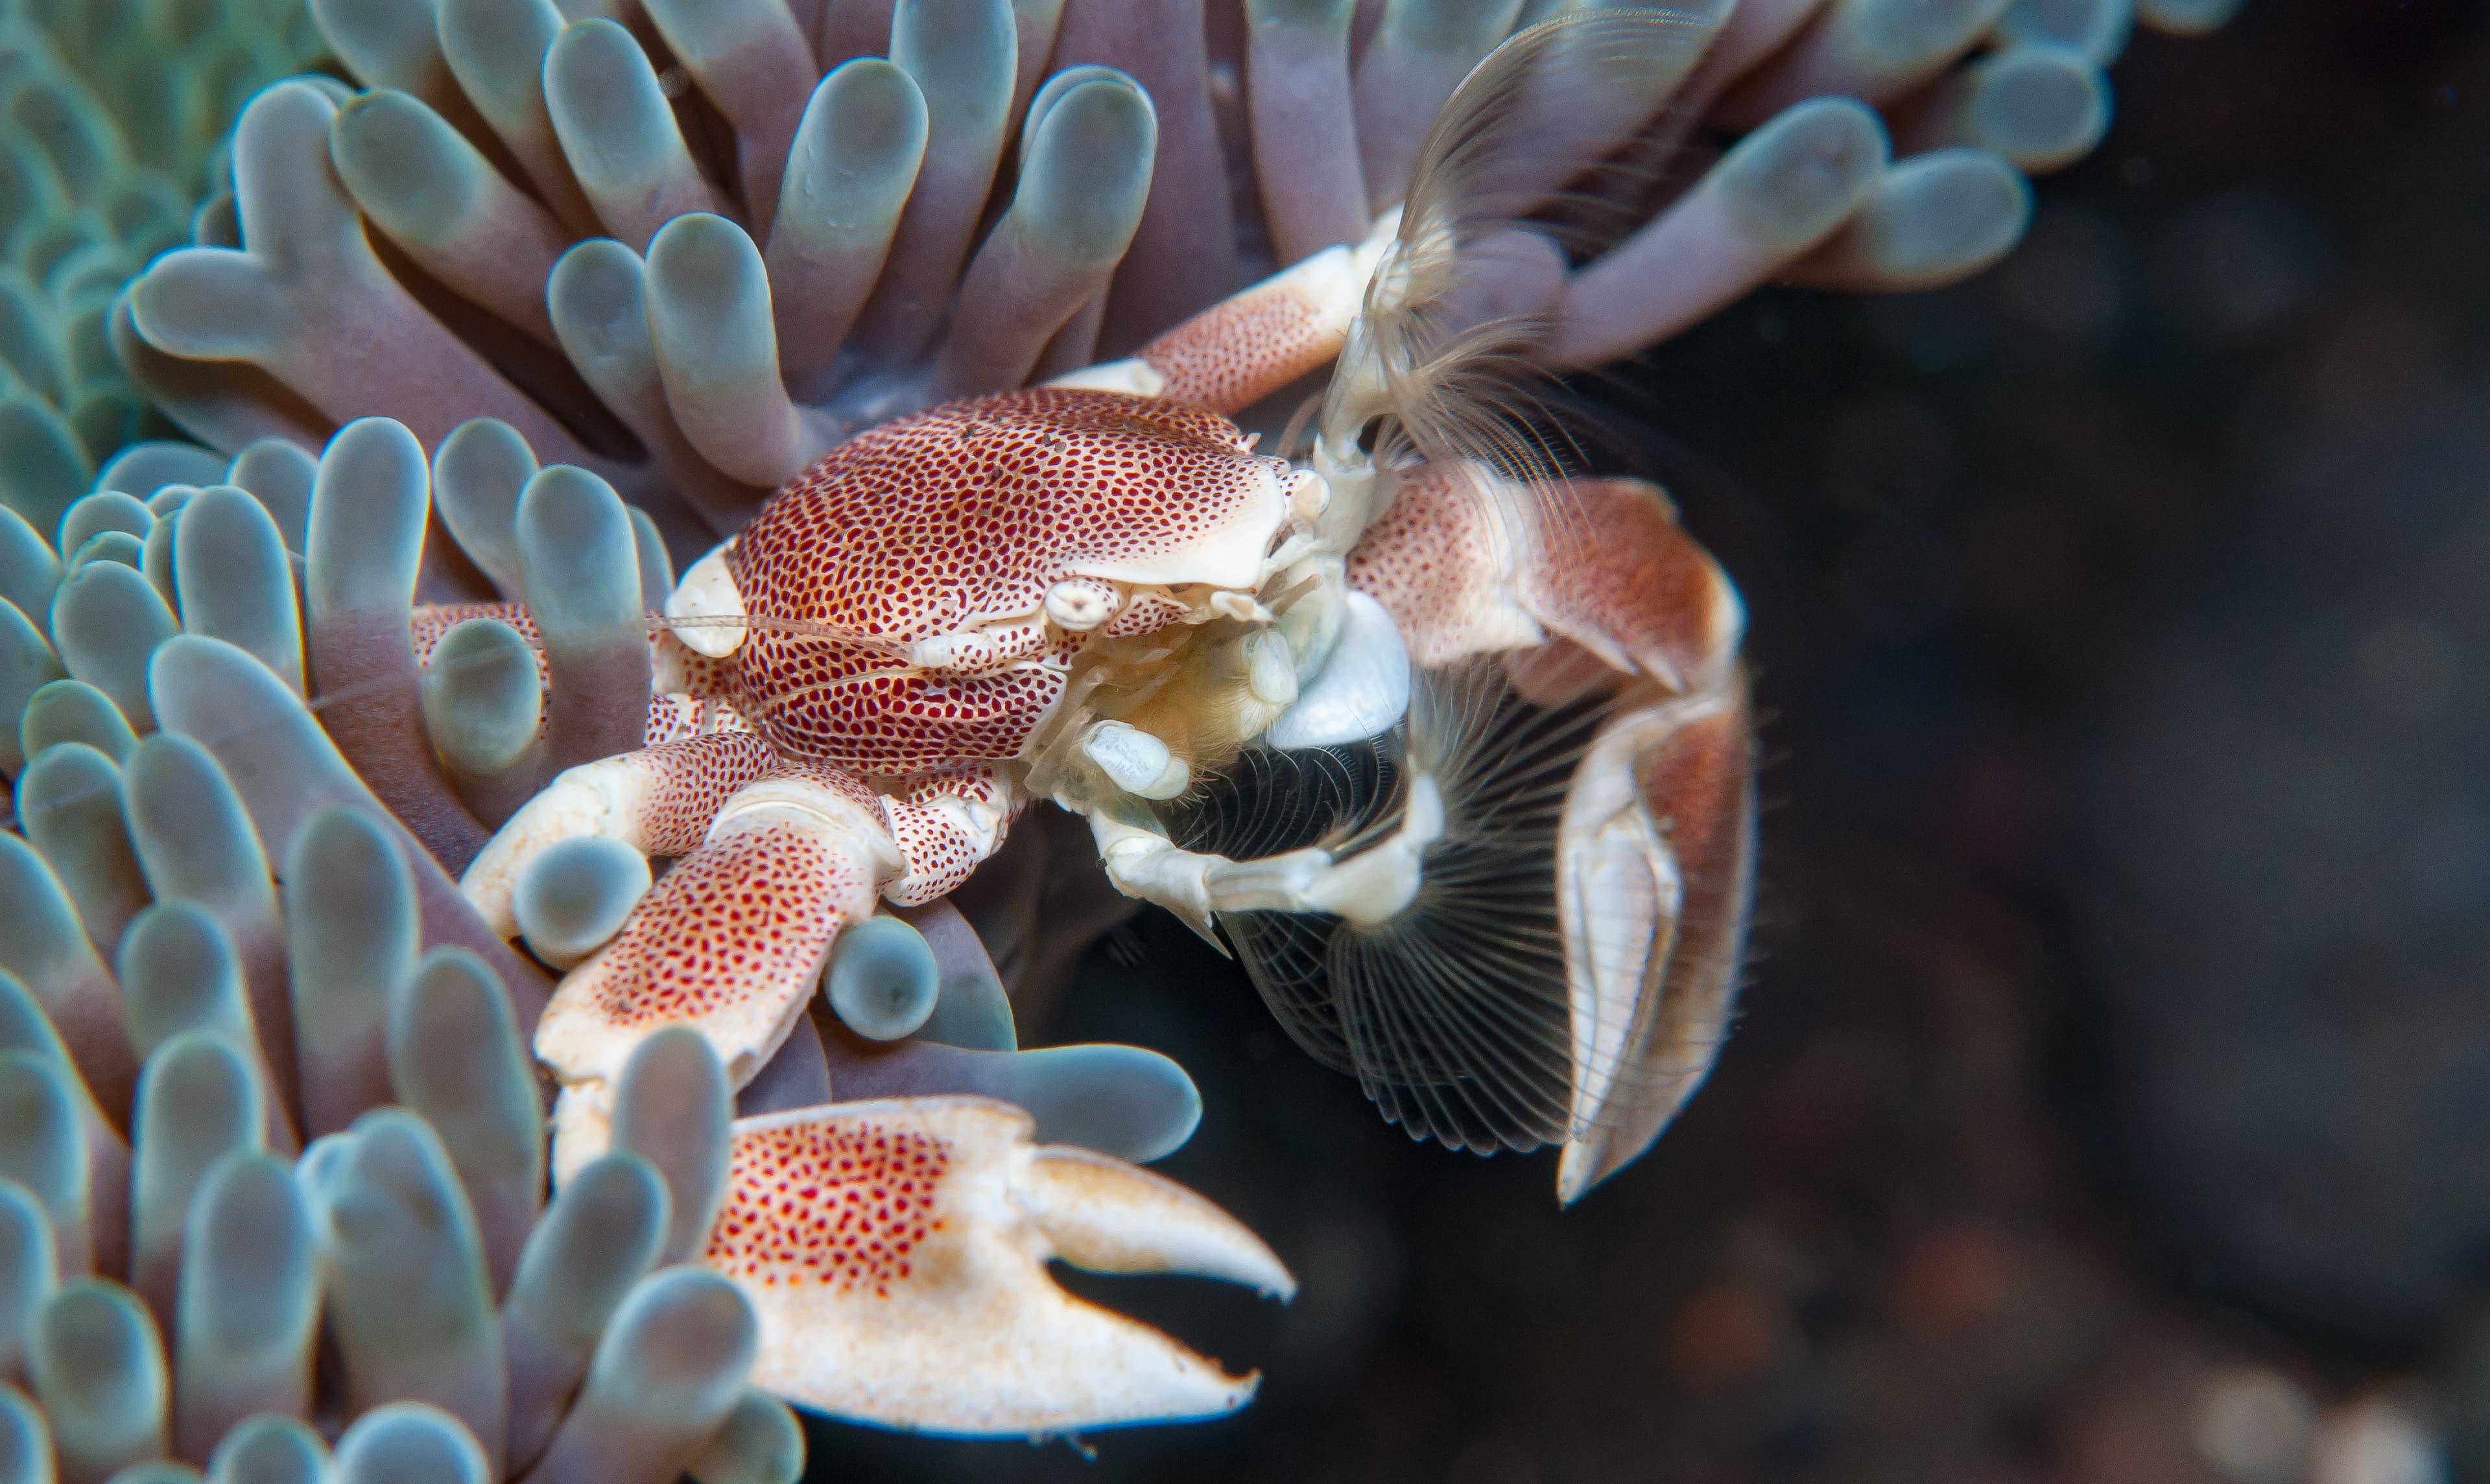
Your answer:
1087,774 -> 1445,936
1552,681 -> 1754,1205
1079,722 -> 1191,801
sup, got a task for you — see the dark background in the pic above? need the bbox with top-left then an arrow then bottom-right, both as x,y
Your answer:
811,3 -> 2490,1478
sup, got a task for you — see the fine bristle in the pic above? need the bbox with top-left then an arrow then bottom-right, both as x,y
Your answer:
1320,6 -> 1733,500
1171,657 -> 1686,1154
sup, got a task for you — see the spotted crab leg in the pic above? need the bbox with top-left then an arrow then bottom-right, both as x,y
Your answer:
1048,215 -> 1394,414
460,732 -> 783,943
712,1096 -> 1292,1434
461,738 -> 1023,1169
530,764 -> 901,1175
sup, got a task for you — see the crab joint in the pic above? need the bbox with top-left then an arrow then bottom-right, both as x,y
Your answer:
1208,590 -> 1274,624
1082,722 -> 1192,799
1285,469 -> 1329,527
664,543 -> 746,658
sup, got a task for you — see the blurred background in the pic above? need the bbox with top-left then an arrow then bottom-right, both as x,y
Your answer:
810,0 -> 2490,1479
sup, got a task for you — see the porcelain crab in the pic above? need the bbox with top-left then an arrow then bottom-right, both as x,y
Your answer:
445,14 -> 1755,1437
462,219 -> 1752,1150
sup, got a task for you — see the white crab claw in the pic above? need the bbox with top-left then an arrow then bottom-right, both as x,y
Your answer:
1242,630 -> 1298,707
709,1098 -> 1292,1435
665,542 -> 746,658
1082,721 -> 1191,800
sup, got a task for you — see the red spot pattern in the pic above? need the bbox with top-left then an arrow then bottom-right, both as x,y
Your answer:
729,389 -> 1279,775
1134,274 -> 1346,414
628,733 -> 779,856
1342,465 -> 1513,668
706,1118 -> 951,1297
586,812 -> 869,1028
879,768 -> 1018,905
1098,589 -> 1190,639
642,692 -> 750,746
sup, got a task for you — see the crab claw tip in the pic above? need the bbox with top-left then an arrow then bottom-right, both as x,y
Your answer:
1020,1143 -> 1295,1301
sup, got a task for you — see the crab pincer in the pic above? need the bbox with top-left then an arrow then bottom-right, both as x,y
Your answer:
712,1097 -> 1290,1434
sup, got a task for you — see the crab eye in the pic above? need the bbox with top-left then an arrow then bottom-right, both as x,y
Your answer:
1043,579 -> 1119,631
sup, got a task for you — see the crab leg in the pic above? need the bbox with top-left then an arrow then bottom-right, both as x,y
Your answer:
880,769 -> 1017,906
1370,467 -> 1756,1199
711,1096 -> 1292,1434
1551,676 -> 1752,1203
460,731 -> 780,940
464,746 -> 1026,1172
532,762 -> 899,1176
1047,215 -> 1394,414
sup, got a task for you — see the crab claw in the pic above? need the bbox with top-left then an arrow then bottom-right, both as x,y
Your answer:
706,1096 -> 1292,1435
1550,676 -> 1753,1204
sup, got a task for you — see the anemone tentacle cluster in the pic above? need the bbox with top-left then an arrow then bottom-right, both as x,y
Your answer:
0,669 -> 804,1478
0,0 -> 323,528
51,0 -> 2218,566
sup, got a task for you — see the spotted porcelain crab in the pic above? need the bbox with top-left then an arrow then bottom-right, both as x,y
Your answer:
448,13 -> 1754,1438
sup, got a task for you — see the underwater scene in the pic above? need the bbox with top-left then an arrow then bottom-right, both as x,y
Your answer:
0,0 -> 2478,1480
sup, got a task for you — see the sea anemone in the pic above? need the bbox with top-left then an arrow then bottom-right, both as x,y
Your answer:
0,426 -> 1276,1468
0,0 -> 324,530
71,0 -> 2196,561
0,780 -> 807,1480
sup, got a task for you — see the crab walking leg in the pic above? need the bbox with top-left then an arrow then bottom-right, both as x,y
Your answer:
879,769 -> 1017,906
532,766 -> 898,1178
707,1097 -> 1293,1434
1553,678 -> 1753,1205
459,733 -> 780,939
1045,213 -> 1396,414
1348,467 -> 1748,700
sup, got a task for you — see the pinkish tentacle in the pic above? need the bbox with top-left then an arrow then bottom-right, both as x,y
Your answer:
1056,0 -> 1240,353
